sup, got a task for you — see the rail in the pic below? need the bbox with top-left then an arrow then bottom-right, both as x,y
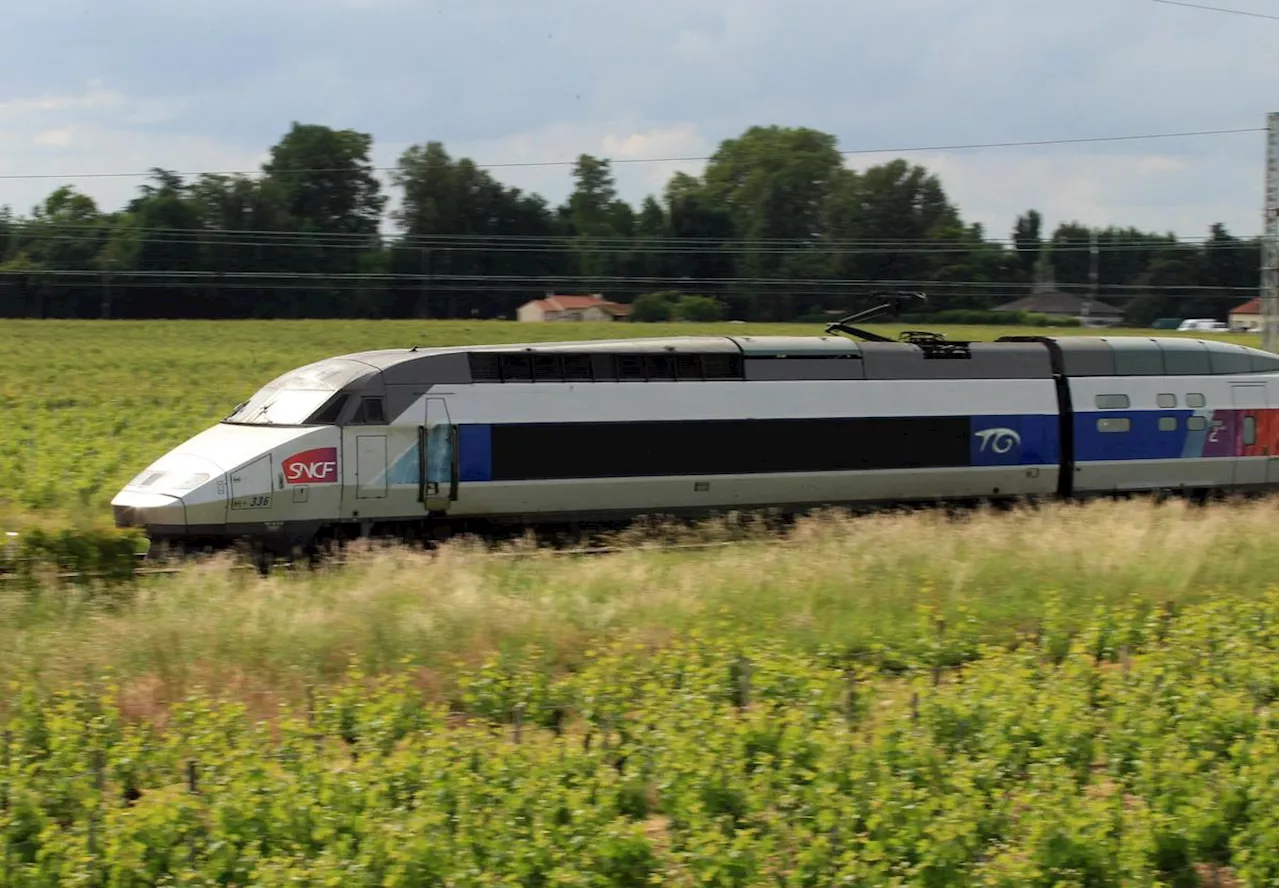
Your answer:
0,538 -> 759,583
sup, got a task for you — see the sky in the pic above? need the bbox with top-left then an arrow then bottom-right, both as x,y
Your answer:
1,0 -> 1276,241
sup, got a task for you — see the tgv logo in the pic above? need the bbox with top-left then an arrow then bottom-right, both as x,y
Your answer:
974,427 -> 1021,454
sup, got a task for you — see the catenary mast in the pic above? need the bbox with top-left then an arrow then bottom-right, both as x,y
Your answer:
1261,112 -> 1278,353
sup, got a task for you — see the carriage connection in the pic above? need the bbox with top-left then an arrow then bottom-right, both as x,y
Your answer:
111,294 -> 1280,560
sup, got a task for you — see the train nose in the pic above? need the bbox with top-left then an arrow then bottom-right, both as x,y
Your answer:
111,492 -> 186,531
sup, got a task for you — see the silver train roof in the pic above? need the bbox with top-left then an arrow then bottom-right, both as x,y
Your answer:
325,334 -> 1277,375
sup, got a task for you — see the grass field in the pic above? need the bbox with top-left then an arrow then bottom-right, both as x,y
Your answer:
2,499 -> 1276,885
5,496 -> 1274,711
0,318 -> 1267,532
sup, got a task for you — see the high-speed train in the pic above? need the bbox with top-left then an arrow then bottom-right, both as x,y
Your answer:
111,321 -> 1279,561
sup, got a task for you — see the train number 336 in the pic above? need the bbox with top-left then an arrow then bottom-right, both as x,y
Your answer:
231,495 -> 272,510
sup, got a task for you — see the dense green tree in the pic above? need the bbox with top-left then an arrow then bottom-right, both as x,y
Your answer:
629,291 -> 676,322
562,154 -> 634,281
0,121 -> 1250,324
263,123 -> 385,239
702,126 -> 844,292
390,141 -> 564,318
13,187 -> 110,317
0,206 -> 14,262
1012,210 -> 1042,280
675,294 -> 726,322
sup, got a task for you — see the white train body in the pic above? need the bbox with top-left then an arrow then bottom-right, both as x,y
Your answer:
111,334 -> 1279,555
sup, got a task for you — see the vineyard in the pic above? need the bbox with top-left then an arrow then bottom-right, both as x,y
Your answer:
1,587 -> 1276,886
0,498 -> 1277,885
0,318 -> 1263,532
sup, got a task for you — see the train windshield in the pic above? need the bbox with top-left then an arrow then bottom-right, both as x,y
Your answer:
222,359 -> 369,426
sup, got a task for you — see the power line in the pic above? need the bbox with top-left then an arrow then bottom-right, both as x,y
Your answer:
5,221 -> 1263,250
8,230 -> 1261,256
0,127 -> 1264,182
0,268 -> 1257,292
1149,0 -> 1278,19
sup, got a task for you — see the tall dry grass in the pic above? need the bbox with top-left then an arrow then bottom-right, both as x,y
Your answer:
2,496 -> 1276,718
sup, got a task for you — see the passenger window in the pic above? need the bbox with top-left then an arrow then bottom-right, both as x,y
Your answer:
1097,417 -> 1130,433
499,355 -> 533,381
353,397 -> 385,424
469,354 -> 502,382
1158,417 -> 1177,432
562,355 -> 593,381
701,355 -> 743,379
644,354 -> 676,380
1095,394 -> 1130,410
675,355 -> 703,380
1156,393 -> 1177,408
532,355 -> 562,382
1243,416 -> 1256,446
1186,393 -> 1206,408
617,355 -> 646,381
1187,416 -> 1207,431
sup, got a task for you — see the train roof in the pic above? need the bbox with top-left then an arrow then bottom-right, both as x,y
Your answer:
327,334 -> 1278,382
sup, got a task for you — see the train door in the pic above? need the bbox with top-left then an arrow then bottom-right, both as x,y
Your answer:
228,453 -> 273,519
420,397 -> 458,512
1229,383 -> 1270,487
354,435 -> 388,500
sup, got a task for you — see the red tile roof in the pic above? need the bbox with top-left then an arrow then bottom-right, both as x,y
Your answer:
528,294 -> 630,315
1230,297 -> 1261,314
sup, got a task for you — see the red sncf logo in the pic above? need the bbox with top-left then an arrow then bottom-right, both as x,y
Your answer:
283,447 -> 338,485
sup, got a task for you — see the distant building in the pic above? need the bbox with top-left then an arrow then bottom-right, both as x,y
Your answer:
516,293 -> 631,322
993,290 -> 1125,327
1228,297 -> 1262,332
994,259 -> 1124,327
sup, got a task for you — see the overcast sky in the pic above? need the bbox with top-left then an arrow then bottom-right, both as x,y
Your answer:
1,0 -> 1276,240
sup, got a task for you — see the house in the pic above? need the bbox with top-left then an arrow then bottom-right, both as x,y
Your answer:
1228,297 -> 1262,332
992,289 -> 1125,327
516,293 -> 631,322
994,254 -> 1125,327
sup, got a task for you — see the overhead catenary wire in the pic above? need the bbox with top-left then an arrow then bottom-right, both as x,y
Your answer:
6,230 -> 1264,256
1149,0 -> 1278,19
0,126 -> 1265,182
5,221 -> 1265,248
0,268 -> 1256,293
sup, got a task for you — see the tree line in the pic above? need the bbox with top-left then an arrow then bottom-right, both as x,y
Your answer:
0,122 -> 1263,324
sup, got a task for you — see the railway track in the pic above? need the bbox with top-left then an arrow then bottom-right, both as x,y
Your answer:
0,537 -> 759,583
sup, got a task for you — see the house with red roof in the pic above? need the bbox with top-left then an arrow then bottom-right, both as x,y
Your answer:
516,293 -> 631,322
1228,297 -> 1262,332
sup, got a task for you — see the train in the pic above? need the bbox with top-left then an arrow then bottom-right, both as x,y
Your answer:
111,302 -> 1279,563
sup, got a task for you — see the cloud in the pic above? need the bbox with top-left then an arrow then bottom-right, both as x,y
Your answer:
32,129 -> 72,147
0,0 -> 1273,238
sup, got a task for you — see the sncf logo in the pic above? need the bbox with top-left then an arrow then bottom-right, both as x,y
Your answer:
974,427 -> 1021,454
283,447 -> 338,485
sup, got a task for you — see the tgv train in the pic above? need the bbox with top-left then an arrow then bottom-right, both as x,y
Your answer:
111,322 -> 1279,560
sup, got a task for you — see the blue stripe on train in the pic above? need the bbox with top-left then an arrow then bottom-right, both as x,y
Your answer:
459,424 -> 493,482
1074,410 -> 1194,462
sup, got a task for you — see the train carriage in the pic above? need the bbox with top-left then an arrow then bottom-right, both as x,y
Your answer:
111,319 -> 1279,560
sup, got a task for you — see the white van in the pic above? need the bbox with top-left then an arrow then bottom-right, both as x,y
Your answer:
1176,318 -> 1228,332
